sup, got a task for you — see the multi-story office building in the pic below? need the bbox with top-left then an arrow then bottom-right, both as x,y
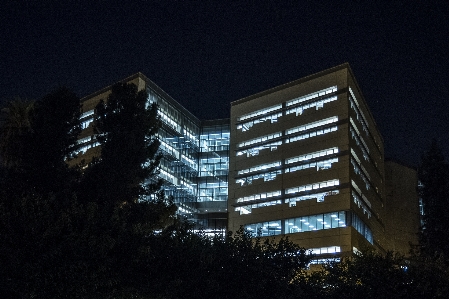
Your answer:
228,64 -> 388,258
71,73 -> 229,233
73,64 -> 419,258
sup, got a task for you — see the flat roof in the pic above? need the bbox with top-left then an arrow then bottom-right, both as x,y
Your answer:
231,63 -> 352,106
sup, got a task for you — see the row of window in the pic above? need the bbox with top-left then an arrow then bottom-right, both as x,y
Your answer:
285,179 -> 340,195
349,122 -> 383,182
349,87 -> 383,154
244,210 -> 373,244
236,86 -> 338,132
236,118 -> 339,157
351,157 -> 370,190
238,161 -> 281,175
286,86 -> 338,107
78,136 -> 92,145
286,96 -> 337,117
79,110 -> 94,129
350,125 -> 369,161
350,147 -> 382,199
199,156 -> 228,177
286,116 -> 338,135
234,179 -> 340,214
235,199 -> 283,214
245,211 -> 346,236
286,126 -> 338,144
236,190 -> 282,204
158,166 -> 177,185
238,132 -> 282,148
159,110 -> 182,134
351,180 -> 372,219
159,139 -> 180,159
236,178 -> 339,205
352,190 -> 372,218
148,90 -> 200,138
181,154 -> 197,170
198,183 -> 228,202
348,87 -> 369,133
309,246 -> 341,255
350,118 -> 369,153
200,132 -> 230,152
236,170 -> 282,186
351,212 -> 373,243
81,118 -> 93,129
238,104 -> 282,122
287,190 -> 340,206
77,141 -> 99,155
80,109 -> 94,119
236,141 -> 282,157
286,147 -> 339,164
237,111 -> 283,132
236,148 -> 340,197
285,157 -> 338,173
235,190 -> 340,214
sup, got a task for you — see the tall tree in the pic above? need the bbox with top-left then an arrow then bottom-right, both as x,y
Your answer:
0,97 -> 35,169
79,82 -> 176,229
74,82 -> 176,295
418,139 -> 449,257
29,87 -> 82,193
0,88 -> 83,297
81,83 -> 166,205
0,83 -> 176,297
0,88 -> 81,193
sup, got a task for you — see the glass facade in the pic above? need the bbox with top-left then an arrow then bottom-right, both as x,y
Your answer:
146,89 -> 230,230
77,77 -> 230,231
195,121 -> 229,230
198,122 -> 229,203
147,89 -> 200,208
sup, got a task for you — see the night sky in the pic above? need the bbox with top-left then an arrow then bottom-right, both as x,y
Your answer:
1,1 -> 448,167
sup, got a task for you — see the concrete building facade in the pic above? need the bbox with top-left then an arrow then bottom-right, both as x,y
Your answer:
228,64 -> 388,258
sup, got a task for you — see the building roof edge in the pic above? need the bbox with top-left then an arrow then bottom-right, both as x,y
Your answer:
231,63 -> 351,106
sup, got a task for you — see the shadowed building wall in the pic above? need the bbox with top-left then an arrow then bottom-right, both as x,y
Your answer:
384,160 -> 420,256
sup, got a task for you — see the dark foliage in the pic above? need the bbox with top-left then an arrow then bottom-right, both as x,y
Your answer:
139,224 -> 314,299
0,84 -> 176,298
80,82 -> 164,206
318,251 -> 410,298
310,250 -> 449,299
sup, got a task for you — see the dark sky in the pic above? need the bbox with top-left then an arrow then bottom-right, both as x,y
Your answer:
1,1 -> 448,167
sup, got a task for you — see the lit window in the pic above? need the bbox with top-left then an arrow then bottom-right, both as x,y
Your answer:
286,86 -> 337,107
286,179 -> 339,195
